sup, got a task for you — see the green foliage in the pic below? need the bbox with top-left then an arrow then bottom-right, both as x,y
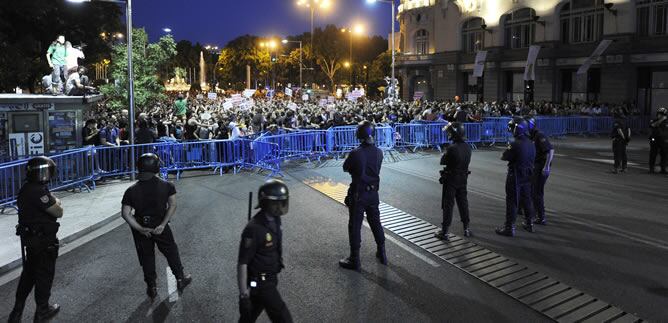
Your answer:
215,35 -> 270,90
100,28 -> 176,112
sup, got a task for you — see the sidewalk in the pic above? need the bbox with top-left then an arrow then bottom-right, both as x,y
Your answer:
0,180 -> 132,274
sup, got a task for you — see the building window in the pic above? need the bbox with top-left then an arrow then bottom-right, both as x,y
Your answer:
504,8 -> 537,49
560,0 -> 604,44
638,0 -> 668,36
415,29 -> 428,55
462,17 -> 485,53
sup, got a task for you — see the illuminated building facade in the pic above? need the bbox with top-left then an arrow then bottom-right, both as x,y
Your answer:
396,0 -> 668,114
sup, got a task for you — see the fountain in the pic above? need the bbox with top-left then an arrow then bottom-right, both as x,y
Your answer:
199,51 -> 207,90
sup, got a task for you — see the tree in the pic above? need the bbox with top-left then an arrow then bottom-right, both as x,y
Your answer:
215,35 -> 270,90
100,28 -> 176,113
0,0 -> 122,92
312,25 -> 348,91
368,51 -> 392,98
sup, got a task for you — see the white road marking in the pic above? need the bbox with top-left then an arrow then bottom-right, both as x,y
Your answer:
384,164 -> 668,252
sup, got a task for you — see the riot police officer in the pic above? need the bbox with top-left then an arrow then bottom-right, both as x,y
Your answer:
611,109 -> 631,174
495,117 -> 536,237
9,157 -> 62,323
435,122 -> 472,240
121,153 -> 191,299
649,107 -> 668,174
340,121 -> 386,271
525,117 -> 555,225
238,179 -> 293,323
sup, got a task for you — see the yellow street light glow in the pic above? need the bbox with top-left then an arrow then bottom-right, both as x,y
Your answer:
341,28 -> 347,33
344,61 -> 351,68
282,39 -> 289,44
354,24 -> 365,35
115,33 -> 124,39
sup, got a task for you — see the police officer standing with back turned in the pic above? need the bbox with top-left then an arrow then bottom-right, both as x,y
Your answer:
8,157 -> 62,323
340,121 -> 386,271
525,117 -> 555,225
435,122 -> 472,240
649,107 -> 668,174
238,179 -> 293,323
611,109 -> 631,174
121,153 -> 191,299
496,117 -> 536,237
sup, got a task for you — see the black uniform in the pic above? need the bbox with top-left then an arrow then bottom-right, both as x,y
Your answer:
14,182 -> 60,313
440,141 -> 471,231
611,117 -> 630,171
121,177 -> 185,287
343,143 -> 385,254
530,130 -> 553,221
649,117 -> 668,173
502,136 -> 536,227
238,212 -> 292,323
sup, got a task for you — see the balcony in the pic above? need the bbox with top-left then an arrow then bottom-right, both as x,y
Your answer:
398,0 -> 436,14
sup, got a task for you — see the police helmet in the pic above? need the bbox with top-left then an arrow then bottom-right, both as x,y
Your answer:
356,121 -> 375,144
525,116 -> 537,132
507,117 -> 529,137
658,107 -> 667,117
26,156 -> 56,184
255,179 -> 290,216
137,153 -> 160,174
445,122 -> 466,141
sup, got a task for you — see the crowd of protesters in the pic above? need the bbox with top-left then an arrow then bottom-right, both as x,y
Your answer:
80,91 -> 639,147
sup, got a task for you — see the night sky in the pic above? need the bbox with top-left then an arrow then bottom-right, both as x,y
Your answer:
133,0 -> 396,46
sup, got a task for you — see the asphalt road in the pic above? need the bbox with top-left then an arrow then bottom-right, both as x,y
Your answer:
0,170 -> 549,322
290,138 -> 667,322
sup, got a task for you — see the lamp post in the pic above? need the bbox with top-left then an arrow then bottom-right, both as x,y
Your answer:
341,24 -> 365,86
366,0 -> 396,104
67,0 -> 137,179
205,45 -> 220,90
282,39 -> 303,89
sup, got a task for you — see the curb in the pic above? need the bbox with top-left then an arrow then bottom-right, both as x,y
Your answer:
0,212 -> 121,276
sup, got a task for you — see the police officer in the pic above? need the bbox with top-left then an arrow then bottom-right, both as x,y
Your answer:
121,153 -> 191,299
435,122 -> 472,240
649,107 -> 668,174
9,157 -> 62,323
611,109 -> 631,174
525,117 -> 555,225
496,117 -> 536,237
238,179 -> 293,323
340,121 -> 386,271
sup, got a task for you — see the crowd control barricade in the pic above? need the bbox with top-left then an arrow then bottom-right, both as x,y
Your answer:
243,139 -> 281,176
255,130 -> 329,163
49,148 -> 96,192
482,117 -> 512,145
463,123 -> 482,149
0,161 -> 25,211
565,116 -> 591,135
394,123 -> 430,151
627,116 -> 650,133
374,125 -> 395,151
327,126 -> 360,156
536,117 -> 567,138
590,117 -> 613,134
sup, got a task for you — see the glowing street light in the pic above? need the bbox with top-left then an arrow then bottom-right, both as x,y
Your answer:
282,39 -> 304,87
342,23 -> 366,84
344,61 -> 351,68
296,0 -> 332,47
163,27 -> 172,33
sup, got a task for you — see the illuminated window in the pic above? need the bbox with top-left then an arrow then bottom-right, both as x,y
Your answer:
560,0 -> 604,44
504,8 -> 537,49
637,0 -> 668,36
415,29 -> 429,55
462,17 -> 485,53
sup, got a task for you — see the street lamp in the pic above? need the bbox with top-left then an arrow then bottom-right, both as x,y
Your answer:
296,0 -> 332,46
204,45 -> 220,90
282,39 -> 303,89
366,0 -> 397,104
341,24 -> 365,85
162,27 -> 172,33
67,0 -> 137,179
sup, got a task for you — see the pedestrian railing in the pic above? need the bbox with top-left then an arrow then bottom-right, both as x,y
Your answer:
0,115 -> 652,209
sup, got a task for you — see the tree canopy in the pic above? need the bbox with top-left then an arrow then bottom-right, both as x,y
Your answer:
100,28 -> 176,112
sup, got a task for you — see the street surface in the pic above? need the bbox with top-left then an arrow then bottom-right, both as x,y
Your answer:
0,137 -> 665,322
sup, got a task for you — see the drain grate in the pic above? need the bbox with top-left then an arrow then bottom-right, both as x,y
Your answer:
305,180 -> 643,323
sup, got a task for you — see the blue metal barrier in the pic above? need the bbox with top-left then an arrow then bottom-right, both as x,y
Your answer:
255,130 -> 329,163
482,117 -> 512,144
566,116 -> 591,135
590,117 -> 613,134
536,117 -> 567,138
395,123 -> 430,151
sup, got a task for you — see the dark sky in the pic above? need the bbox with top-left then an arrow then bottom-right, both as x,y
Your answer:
133,0 -> 396,46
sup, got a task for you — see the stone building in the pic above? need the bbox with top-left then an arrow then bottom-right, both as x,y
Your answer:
395,0 -> 668,115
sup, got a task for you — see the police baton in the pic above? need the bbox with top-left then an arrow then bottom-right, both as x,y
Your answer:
247,192 -> 253,222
